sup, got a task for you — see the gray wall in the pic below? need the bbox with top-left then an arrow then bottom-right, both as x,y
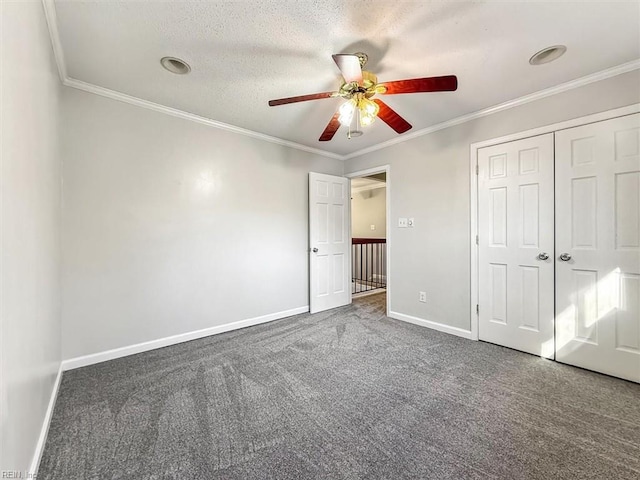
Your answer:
1,2 -> 62,473
345,70 -> 640,331
351,187 -> 386,238
60,88 -> 344,359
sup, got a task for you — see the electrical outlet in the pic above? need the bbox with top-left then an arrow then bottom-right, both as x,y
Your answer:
419,291 -> 427,303
398,217 -> 408,228
370,224 -> 376,230
408,218 -> 415,227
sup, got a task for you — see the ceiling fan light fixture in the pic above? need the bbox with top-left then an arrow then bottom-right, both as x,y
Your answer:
339,97 -> 380,128
529,45 -> 567,65
360,97 -> 379,117
360,113 -> 375,127
160,56 -> 191,74
338,100 -> 357,126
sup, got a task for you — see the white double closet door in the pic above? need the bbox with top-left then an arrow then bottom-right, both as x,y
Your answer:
478,113 -> 640,383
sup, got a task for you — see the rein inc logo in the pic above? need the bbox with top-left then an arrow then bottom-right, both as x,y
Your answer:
1,472 -> 37,478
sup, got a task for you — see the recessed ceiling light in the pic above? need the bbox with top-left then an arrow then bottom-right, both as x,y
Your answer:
160,56 -> 191,74
529,45 -> 567,65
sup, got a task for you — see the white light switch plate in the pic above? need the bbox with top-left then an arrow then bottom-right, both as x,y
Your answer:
398,217 -> 408,228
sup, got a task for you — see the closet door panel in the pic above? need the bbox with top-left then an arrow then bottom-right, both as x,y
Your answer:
478,134 -> 555,356
555,113 -> 640,383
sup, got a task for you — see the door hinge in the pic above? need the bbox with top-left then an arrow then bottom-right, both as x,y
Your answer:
475,234 -> 479,245
476,304 -> 479,315
475,164 -> 479,175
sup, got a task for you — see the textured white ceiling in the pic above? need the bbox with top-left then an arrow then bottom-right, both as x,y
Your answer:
53,1 -> 640,157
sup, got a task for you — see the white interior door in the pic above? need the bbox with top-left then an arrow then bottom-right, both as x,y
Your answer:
478,134 -> 555,357
555,113 -> 640,383
309,172 -> 351,314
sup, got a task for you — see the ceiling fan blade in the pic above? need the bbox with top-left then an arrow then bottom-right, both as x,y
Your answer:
373,99 -> 412,134
381,75 -> 457,95
319,112 -> 341,142
268,92 -> 334,106
332,54 -> 363,85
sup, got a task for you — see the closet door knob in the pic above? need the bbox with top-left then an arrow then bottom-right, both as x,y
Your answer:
537,252 -> 549,261
559,253 -> 572,261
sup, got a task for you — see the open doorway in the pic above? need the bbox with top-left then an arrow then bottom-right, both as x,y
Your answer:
349,168 -> 388,311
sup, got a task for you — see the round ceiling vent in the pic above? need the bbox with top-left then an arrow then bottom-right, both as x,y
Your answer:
160,56 -> 191,74
529,45 -> 567,65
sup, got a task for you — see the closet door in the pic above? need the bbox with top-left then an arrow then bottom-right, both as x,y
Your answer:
555,113 -> 640,383
478,134 -> 555,357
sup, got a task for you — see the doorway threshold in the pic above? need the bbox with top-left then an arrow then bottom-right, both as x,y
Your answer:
352,288 -> 386,299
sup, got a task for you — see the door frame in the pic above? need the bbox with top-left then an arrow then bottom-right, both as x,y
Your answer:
469,103 -> 640,342
346,165 -> 391,316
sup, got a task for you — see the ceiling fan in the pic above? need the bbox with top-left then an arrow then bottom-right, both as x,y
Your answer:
268,52 -> 457,141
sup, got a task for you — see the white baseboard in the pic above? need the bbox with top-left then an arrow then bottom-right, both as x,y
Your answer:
61,306 -> 309,371
389,311 -> 473,340
29,364 -> 63,476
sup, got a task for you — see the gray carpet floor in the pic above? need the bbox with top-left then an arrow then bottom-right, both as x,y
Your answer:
39,294 -> 640,479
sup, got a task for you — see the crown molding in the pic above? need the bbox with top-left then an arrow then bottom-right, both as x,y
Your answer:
62,78 -> 344,160
42,0 -> 67,81
342,58 -> 640,160
43,0 -> 639,163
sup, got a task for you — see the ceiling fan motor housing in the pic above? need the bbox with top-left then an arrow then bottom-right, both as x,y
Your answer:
339,71 -> 381,98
